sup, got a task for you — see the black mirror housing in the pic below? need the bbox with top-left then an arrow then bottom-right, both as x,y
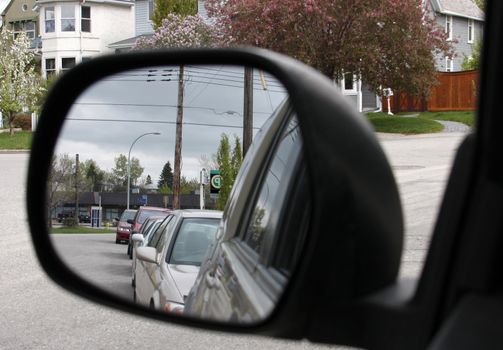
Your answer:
27,47 -> 403,345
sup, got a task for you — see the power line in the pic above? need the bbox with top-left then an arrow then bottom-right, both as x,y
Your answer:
66,117 -> 262,130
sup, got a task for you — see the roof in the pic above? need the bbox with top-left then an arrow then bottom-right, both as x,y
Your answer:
108,34 -> 153,49
33,0 -> 133,9
172,209 -> 223,219
430,0 -> 484,21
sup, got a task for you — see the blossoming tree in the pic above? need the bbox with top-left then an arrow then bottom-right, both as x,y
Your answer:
0,29 -> 42,135
205,0 -> 453,96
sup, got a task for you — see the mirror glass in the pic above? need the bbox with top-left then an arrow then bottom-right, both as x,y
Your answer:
47,64 -> 299,324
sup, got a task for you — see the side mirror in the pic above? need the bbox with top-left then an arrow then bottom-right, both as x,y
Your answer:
131,233 -> 144,244
28,48 -> 402,343
127,219 -> 134,225
136,247 -> 158,265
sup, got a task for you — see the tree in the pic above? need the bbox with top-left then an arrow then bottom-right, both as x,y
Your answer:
158,161 -> 174,190
110,154 -> 144,191
146,175 -> 153,185
473,0 -> 484,11
80,159 -> 105,192
215,134 -> 242,210
47,154 -> 76,227
151,0 -> 197,29
134,13 -> 219,49
0,29 -> 43,135
462,39 -> 482,71
231,136 -> 243,180
205,0 -> 452,96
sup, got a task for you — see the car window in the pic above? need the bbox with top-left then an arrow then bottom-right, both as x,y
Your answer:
168,218 -> 220,266
241,115 -> 302,264
137,209 -> 166,224
120,210 -> 136,221
154,214 -> 178,253
147,215 -> 173,249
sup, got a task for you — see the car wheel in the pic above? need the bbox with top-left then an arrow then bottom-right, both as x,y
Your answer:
133,289 -> 137,303
115,238 -> 119,244
132,273 -> 135,287
127,242 -> 131,257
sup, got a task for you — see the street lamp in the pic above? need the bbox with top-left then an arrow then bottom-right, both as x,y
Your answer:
127,132 -> 161,209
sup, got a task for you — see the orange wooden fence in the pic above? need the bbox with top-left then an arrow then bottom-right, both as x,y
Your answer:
382,70 -> 479,113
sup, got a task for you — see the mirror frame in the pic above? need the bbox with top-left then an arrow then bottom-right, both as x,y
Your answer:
28,47 -> 403,343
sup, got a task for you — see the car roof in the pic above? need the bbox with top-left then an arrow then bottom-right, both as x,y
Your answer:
171,209 -> 223,219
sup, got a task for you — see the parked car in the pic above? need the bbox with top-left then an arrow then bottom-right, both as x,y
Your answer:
130,215 -> 171,285
115,209 -> 137,244
134,210 -> 222,314
126,206 -> 171,256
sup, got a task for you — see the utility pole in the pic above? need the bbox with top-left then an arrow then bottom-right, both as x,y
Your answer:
173,65 -> 184,209
75,153 -> 79,225
243,67 -> 253,156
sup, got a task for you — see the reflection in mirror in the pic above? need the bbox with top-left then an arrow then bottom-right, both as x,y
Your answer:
47,65 -> 295,323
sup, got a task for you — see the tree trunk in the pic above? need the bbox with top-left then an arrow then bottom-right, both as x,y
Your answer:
172,65 -> 184,210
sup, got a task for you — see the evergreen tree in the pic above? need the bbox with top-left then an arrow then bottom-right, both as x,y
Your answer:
151,0 -> 197,29
146,174 -> 153,185
158,161 -> 174,190
216,134 -> 233,210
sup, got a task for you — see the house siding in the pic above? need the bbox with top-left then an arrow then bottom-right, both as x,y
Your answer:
435,13 -> 483,71
135,0 -> 153,36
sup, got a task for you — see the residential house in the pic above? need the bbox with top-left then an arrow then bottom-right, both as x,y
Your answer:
1,0 -> 41,49
428,0 -> 484,72
34,0 -> 134,77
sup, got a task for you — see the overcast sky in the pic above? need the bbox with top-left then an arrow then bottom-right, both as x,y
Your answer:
55,65 -> 287,185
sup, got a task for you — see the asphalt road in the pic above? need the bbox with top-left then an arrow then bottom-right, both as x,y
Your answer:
0,130 -> 467,349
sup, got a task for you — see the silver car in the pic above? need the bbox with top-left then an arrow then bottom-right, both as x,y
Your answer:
134,210 -> 222,314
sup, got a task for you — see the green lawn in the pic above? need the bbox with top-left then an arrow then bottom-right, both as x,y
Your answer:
0,131 -> 32,149
366,113 -> 444,134
418,111 -> 475,127
51,226 -> 115,234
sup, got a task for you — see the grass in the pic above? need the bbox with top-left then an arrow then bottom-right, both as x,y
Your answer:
418,111 -> 475,127
366,113 -> 444,134
0,130 -> 32,149
50,226 -> 115,234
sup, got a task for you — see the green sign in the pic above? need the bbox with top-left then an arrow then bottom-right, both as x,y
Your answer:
210,170 -> 221,194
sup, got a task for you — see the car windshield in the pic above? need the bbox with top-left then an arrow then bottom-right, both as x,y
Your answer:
120,210 -> 136,221
168,218 -> 220,266
138,210 -> 165,224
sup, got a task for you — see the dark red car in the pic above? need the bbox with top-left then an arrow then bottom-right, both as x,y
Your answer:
115,209 -> 137,244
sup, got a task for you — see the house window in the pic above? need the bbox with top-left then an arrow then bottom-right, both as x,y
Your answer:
45,7 -> 55,33
468,19 -> 474,43
11,21 -> 35,39
343,72 -> 357,92
81,57 -> 92,63
61,5 -> 75,32
148,0 -> 154,20
445,57 -> 453,72
81,6 -> 91,32
45,58 -> 56,77
446,16 -> 453,41
61,57 -> 76,72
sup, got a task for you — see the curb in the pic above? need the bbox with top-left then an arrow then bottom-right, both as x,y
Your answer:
0,149 -> 30,154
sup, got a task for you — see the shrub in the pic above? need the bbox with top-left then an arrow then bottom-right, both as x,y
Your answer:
12,113 -> 32,130
62,217 -> 78,227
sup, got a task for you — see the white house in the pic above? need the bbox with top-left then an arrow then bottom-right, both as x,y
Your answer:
34,0 -> 134,77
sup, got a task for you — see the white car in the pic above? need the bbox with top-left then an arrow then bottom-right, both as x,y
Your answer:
131,215 -> 170,287
134,210 -> 222,314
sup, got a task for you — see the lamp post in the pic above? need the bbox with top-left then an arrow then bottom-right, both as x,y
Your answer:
127,132 -> 161,209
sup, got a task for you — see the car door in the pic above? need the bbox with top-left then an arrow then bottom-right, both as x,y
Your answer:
135,214 -> 177,306
188,114 -> 309,322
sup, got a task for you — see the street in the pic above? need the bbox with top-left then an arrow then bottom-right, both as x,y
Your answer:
0,130 -> 467,349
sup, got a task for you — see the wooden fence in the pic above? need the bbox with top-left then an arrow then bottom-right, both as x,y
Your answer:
382,70 -> 479,113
